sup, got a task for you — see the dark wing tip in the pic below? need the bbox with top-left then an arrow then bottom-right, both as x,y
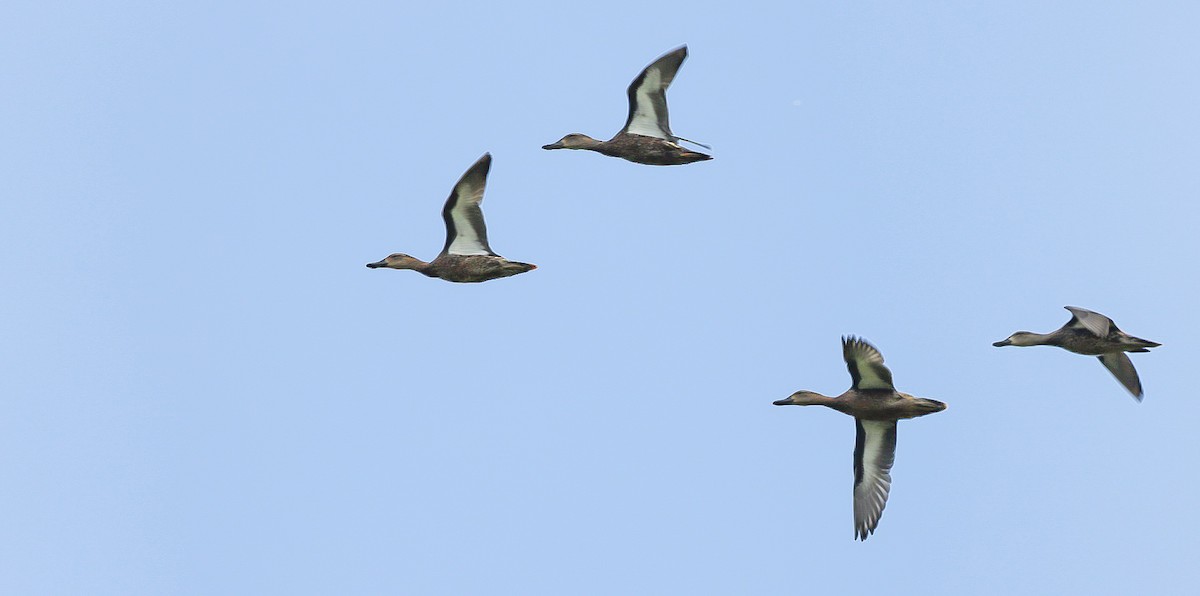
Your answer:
461,153 -> 492,191
842,335 -> 879,354
842,336 -> 896,390
643,45 -> 689,81
449,153 -> 493,204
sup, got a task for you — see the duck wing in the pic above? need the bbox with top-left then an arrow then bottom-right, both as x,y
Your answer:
1098,352 -> 1144,400
842,336 -> 896,391
621,45 -> 688,141
441,153 -> 497,257
853,419 -> 897,541
1064,306 -> 1113,338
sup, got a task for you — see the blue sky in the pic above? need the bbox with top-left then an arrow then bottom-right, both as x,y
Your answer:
3,1 -> 1198,594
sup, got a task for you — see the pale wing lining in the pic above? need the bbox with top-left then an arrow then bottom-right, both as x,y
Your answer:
853,419 -> 897,540
624,67 -> 670,139
445,174 -> 493,256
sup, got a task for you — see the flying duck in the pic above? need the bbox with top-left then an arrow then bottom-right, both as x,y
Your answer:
542,45 -> 712,166
993,306 -> 1160,400
366,153 -> 536,283
773,336 -> 947,541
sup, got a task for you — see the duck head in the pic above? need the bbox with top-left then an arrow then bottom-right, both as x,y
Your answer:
366,253 -> 425,270
772,390 -> 827,406
992,332 -> 1039,347
542,133 -> 601,150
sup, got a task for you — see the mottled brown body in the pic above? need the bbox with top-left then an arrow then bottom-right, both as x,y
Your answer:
818,390 -> 947,421
1043,330 -> 1135,356
370,252 -> 535,283
420,254 -> 536,283
543,132 -> 711,166
591,133 -> 712,165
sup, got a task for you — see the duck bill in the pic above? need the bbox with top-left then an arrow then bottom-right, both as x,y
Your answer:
366,260 -> 386,269
772,398 -> 794,406
542,142 -> 563,150
992,339 -> 1011,347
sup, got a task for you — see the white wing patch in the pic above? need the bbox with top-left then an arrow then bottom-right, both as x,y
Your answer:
854,420 -> 896,540
855,363 -> 894,390
445,176 -> 493,256
625,67 -> 670,139
843,337 -> 895,391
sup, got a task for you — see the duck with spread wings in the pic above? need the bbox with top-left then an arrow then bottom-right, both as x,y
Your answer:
773,337 -> 947,540
543,45 -> 711,166
367,153 -> 536,283
993,306 -> 1160,400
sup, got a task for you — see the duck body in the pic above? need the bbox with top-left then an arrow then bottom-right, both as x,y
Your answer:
421,254 -> 536,283
993,306 -> 1160,399
366,153 -> 536,284
543,132 -> 711,166
1019,327 -> 1155,356
367,253 -> 535,283
598,133 -> 711,165
814,389 -> 947,421
773,336 -> 946,541
543,45 -> 711,166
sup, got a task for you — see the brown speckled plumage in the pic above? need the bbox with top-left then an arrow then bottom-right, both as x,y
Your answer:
570,133 -> 711,166
377,253 -> 535,283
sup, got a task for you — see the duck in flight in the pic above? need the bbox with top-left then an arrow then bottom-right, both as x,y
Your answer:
773,337 -> 947,541
366,153 -> 536,283
993,306 -> 1160,400
542,45 -> 712,166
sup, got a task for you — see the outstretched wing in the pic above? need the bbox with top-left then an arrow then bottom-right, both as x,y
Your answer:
1064,306 -> 1113,338
853,419 -> 897,541
843,336 -> 896,391
1098,353 -> 1144,400
441,153 -> 497,256
621,45 -> 688,141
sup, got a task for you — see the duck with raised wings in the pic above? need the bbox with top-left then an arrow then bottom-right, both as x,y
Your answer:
993,306 -> 1160,400
773,336 -> 947,541
542,45 -> 712,166
366,153 -> 536,283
